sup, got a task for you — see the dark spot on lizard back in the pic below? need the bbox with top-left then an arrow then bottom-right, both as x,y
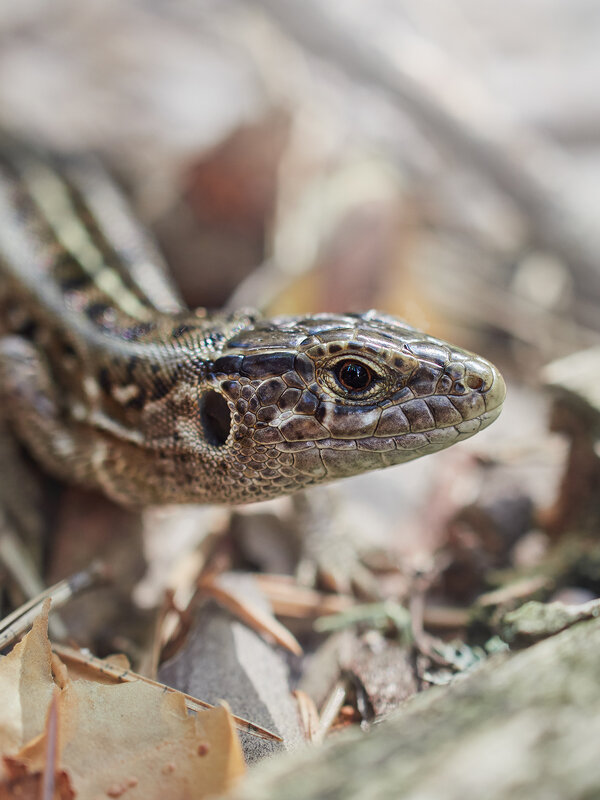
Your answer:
62,341 -> 77,358
125,387 -> 147,410
172,324 -> 192,339
125,356 -> 139,381
98,367 -> 112,394
205,330 -> 226,348
15,319 -> 38,339
149,375 -> 174,401
61,273 -> 91,292
121,322 -> 156,341
86,302 -> 113,325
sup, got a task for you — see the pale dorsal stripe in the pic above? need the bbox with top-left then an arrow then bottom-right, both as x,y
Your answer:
18,157 -> 152,321
62,159 -> 184,314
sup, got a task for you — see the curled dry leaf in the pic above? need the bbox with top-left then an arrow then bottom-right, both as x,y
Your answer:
0,603 -> 246,800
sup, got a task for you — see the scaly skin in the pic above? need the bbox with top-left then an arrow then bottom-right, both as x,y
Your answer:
0,140 -> 506,505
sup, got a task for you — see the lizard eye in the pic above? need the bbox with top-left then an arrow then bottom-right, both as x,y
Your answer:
335,360 -> 373,391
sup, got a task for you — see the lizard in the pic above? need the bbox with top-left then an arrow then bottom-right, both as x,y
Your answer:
0,138 -> 506,508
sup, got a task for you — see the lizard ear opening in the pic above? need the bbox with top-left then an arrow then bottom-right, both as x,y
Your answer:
200,391 -> 231,447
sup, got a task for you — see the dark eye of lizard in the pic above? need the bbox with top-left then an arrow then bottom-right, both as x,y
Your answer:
335,360 -> 373,391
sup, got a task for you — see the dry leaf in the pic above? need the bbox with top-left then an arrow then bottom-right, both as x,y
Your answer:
0,760 -> 74,800
0,600 -> 54,754
56,681 -> 243,800
0,607 -> 246,799
0,687 -> 75,800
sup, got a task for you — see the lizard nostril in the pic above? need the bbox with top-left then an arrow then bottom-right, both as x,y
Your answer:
465,375 -> 485,391
199,391 -> 231,447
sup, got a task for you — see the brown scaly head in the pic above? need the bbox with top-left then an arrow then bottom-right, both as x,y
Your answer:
184,310 -> 506,504
0,305 -> 506,506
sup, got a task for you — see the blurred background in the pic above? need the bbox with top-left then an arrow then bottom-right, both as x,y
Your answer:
2,0 -> 599,613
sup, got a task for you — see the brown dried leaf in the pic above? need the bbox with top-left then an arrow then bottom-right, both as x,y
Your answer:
0,608 -> 246,799
53,644 -> 279,742
57,681 -> 244,800
0,600 -> 54,754
0,760 -> 74,800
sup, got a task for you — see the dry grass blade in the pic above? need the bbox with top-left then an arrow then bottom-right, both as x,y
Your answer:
51,643 -> 282,743
198,575 -> 303,656
476,575 -> 552,608
0,562 -> 107,649
255,574 -> 355,619
316,680 -> 348,744
422,604 -> 470,630
294,690 -> 320,743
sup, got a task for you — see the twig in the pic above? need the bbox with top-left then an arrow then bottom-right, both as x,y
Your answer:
0,561 -> 107,649
254,573 -> 355,619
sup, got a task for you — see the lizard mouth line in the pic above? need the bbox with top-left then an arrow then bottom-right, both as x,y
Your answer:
392,404 -> 501,443
307,406 -> 503,452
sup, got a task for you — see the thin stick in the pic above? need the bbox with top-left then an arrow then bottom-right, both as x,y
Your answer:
0,561 -> 107,649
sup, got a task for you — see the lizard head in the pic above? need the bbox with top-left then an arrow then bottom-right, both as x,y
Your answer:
203,311 -> 506,503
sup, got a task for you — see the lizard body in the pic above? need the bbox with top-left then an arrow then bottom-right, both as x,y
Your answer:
0,140 -> 506,505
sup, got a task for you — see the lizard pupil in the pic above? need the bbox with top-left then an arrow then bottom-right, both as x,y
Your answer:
336,360 -> 372,391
